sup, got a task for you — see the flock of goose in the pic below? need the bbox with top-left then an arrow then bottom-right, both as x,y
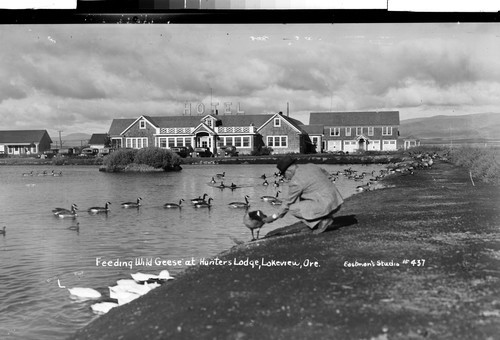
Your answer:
61,269 -> 175,315
22,170 -> 63,177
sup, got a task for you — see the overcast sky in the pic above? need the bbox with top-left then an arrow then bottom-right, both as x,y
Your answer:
1,23 -> 499,136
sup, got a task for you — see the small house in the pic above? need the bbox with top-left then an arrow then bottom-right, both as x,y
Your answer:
0,130 -> 52,156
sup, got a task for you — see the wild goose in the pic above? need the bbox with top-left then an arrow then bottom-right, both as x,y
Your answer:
190,193 -> 208,205
261,190 -> 281,203
194,198 -> 213,208
164,199 -> 184,209
228,195 -> 250,209
121,197 -> 142,208
243,210 -> 267,241
88,202 -> 111,213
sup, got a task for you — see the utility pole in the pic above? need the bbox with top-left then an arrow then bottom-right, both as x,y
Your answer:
58,130 -> 63,149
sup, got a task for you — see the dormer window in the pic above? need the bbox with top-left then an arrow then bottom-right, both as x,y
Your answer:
206,119 -> 213,128
274,118 -> 281,127
139,120 -> 146,129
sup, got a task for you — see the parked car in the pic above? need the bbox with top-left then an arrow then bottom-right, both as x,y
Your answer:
81,148 -> 98,156
170,147 -> 189,158
191,147 -> 212,158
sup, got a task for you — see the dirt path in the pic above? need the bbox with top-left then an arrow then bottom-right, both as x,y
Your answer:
70,160 -> 500,340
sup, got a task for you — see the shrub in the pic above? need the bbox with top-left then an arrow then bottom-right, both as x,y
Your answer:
134,147 -> 180,170
448,146 -> 499,184
251,146 -> 273,156
102,149 -> 138,171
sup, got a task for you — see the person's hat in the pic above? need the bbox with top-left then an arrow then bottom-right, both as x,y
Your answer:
277,156 -> 296,175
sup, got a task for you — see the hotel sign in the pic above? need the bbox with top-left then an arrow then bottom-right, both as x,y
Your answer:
184,102 -> 244,115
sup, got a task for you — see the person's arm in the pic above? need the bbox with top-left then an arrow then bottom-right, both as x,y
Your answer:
263,180 -> 302,223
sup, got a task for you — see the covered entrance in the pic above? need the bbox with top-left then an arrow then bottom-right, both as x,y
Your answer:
193,123 -> 217,156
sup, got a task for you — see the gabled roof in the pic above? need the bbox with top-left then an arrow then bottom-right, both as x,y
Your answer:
299,124 -> 324,135
0,130 -> 52,144
310,111 -> 400,126
89,133 -> 108,145
108,119 -> 135,136
193,123 -> 215,135
402,135 -> 420,140
258,113 -> 306,134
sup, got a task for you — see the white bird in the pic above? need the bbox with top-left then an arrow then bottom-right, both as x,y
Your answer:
114,290 -> 142,305
91,302 -> 119,315
131,269 -> 175,283
68,287 -> 102,300
109,281 -> 160,298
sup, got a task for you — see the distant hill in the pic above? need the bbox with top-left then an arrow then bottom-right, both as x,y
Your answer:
400,112 -> 500,141
50,133 -> 92,148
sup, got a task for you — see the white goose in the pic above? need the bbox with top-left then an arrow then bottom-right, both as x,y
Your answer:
68,287 -> 102,300
131,269 -> 175,283
91,302 -> 119,315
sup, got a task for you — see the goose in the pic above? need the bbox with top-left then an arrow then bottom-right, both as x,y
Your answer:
131,270 -> 175,283
271,197 -> 283,206
216,171 -> 225,179
164,199 -> 184,209
53,204 -> 78,218
91,302 -> 119,315
109,281 -> 160,299
190,193 -> 208,205
51,170 -> 63,177
88,202 -> 111,213
260,174 -> 267,180
218,181 -> 226,189
22,171 -> 33,176
194,198 -> 213,208
0,226 -> 5,236
37,170 -> 48,176
261,190 -> 281,203
67,222 -> 80,232
121,197 -> 142,208
263,179 -> 269,186
243,210 -> 267,241
228,195 -> 250,209
273,181 -> 280,188
53,204 -> 78,216
68,287 -> 102,300
229,182 -> 237,190
210,177 -> 216,184
356,183 -> 371,192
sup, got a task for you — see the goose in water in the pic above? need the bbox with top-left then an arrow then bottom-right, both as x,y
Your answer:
51,170 -> 63,177
218,181 -> 226,189
164,199 -> 184,209
210,177 -> 216,184
356,183 -> 371,192
261,190 -> 281,203
91,302 -> 119,315
229,182 -> 237,190
216,171 -> 225,179
67,223 -> 80,232
53,204 -> 78,216
109,282 -> 160,300
260,174 -> 267,180
194,198 -> 213,208
273,181 -> 280,188
37,170 -> 48,176
22,171 -> 33,176
228,195 -> 250,209
88,202 -> 111,214
243,210 -> 267,241
68,287 -> 102,300
190,193 -> 208,205
263,179 -> 269,186
121,197 -> 142,208
131,270 -> 175,283
0,226 -> 5,236
53,204 -> 78,218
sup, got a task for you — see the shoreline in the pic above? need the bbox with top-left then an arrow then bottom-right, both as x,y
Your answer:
69,160 -> 500,340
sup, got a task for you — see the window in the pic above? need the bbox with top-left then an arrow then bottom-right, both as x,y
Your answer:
330,128 -> 340,136
382,126 -> 393,135
176,138 -> 183,146
368,127 -> 374,136
168,138 -> 175,148
356,127 -> 363,135
201,141 -> 208,148
242,136 -> 250,147
226,137 -> 233,146
139,120 -> 146,129
312,137 -> 319,145
267,136 -> 288,148
345,127 -> 351,136
235,137 -> 242,147
185,139 -> 192,147
206,119 -> 213,128
126,137 -> 148,149
159,138 -> 167,148
274,118 -> 281,127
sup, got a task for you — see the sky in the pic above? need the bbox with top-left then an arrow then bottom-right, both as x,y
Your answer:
1,22 -> 500,137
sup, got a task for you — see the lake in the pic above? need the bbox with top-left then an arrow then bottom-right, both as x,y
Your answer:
0,163 -> 387,339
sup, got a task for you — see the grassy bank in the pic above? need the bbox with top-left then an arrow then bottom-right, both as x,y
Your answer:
70,159 -> 499,340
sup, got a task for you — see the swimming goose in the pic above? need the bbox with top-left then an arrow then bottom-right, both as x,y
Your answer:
53,204 -> 78,218
356,183 -> 371,192
37,170 -> 48,176
261,190 -> 281,203
88,202 -> 111,213
109,281 -> 160,299
243,210 -> 267,241
22,171 -> 33,176
0,226 -> 5,236
121,197 -> 142,208
263,179 -> 269,186
190,193 -> 208,205
217,181 -> 226,189
216,171 -> 225,179
228,195 -> 250,209
229,182 -> 237,190
164,199 -> 184,209
51,170 -> 63,176
260,174 -> 267,180
194,198 -> 213,208
67,222 -> 80,232
68,287 -> 102,300
273,181 -> 280,188
210,177 -> 216,184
